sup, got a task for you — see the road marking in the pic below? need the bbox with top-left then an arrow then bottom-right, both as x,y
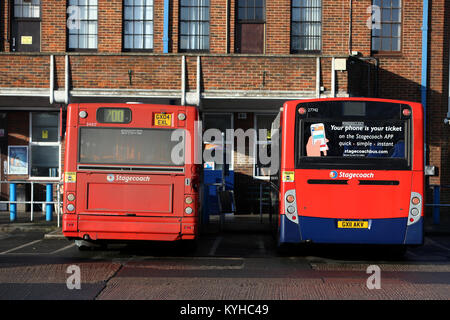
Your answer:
258,236 -> 265,254
0,239 -> 42,254
0,233 -> 10,241
50,242 -> 76,254
208,236 -> 222,256
406,250 -> 419,258
427,238 -> 450,251
127,257 -> 245,270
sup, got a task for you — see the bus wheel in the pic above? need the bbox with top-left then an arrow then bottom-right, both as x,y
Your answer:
75,240 -> 107,251
75,240 -> 91,251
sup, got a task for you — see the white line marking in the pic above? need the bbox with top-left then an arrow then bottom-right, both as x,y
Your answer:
209,236 -> 222,256
258,236 -> 265,254
0,234 -> 10,241
427,238 -> 450,251
0,239 -> 42,254
50,242 -> 76,254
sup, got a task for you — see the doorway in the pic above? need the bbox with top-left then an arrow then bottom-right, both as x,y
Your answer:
11,0 -> 41,52
235,0 -> 265,54
202,113 -> 234,222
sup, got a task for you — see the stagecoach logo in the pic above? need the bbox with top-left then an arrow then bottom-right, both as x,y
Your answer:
329,171 -> 338,179
106,174 -> 151,183
329,171 -> 375,179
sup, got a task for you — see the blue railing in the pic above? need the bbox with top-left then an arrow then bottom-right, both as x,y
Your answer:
0,181 -> 62,227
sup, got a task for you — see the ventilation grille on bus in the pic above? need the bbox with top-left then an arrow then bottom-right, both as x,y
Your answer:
307,179 -> 399,186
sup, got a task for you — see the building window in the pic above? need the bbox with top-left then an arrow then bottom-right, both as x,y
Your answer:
179,0 -> 210,51
236,0 -> 265,54
124,0 -> 153,50
371,0 -> 401,53
238,0 -> 265,21
29,113 -> 60,179
291,0 -> 322,53
14,0 -> 40,18
67,0 -> 98,50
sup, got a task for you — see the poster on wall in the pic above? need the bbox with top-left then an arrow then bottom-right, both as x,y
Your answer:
8,146 -> 28,175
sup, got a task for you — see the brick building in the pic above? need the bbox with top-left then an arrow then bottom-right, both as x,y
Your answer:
0,0 -> 448,214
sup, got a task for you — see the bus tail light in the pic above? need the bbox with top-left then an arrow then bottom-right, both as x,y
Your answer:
407,192 -> 422,226
284,190 -> 299,224
185,196 -> 193,204
185,207 -> 193,215
402,108 -> 412,117
66,192 -> 76,214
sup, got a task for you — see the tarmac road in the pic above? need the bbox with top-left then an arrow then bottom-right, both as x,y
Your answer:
0,217 -> 449,301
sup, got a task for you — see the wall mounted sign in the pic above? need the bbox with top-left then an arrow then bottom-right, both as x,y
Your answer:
8,146 -> 28,175
21,36 -> 33,45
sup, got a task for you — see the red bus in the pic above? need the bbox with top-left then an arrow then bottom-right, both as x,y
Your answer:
272,98 -> 424,248
62,103 -> 200,248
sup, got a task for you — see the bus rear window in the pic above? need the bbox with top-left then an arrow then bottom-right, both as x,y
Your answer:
79,127 -> 184,166
296,101 -> 412,170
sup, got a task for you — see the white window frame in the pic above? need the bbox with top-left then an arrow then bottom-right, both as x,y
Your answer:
28,112 -> 61,181
14,0 -> 41,19
179,0 -> 210,52
291,0 -> 322,53
123,0 -> 154,51
67,0 -> 98,50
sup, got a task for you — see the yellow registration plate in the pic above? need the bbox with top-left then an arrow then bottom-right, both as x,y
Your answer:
337,220 -> 369,229
154,113 -> 172,126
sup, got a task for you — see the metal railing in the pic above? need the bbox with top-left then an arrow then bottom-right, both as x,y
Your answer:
426,185 -> 450,225
0,181 -> 63,227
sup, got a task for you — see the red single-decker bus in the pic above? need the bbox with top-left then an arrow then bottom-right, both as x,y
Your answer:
62,103 -> 200,247
272,98 -> 424,248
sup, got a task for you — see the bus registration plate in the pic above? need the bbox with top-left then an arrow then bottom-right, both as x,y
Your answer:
154,113 -> 172,126
337,220 -> 369,229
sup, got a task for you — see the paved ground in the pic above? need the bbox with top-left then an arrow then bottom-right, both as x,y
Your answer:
0,212 -> 449,302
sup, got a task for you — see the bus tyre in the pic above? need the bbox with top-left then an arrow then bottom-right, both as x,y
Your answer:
75,240 -> 107,251
75,240 -> 91,251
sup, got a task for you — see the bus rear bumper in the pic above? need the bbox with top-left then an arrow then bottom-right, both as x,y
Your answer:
62,214 -> 198,242
279,215 -> 423,245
